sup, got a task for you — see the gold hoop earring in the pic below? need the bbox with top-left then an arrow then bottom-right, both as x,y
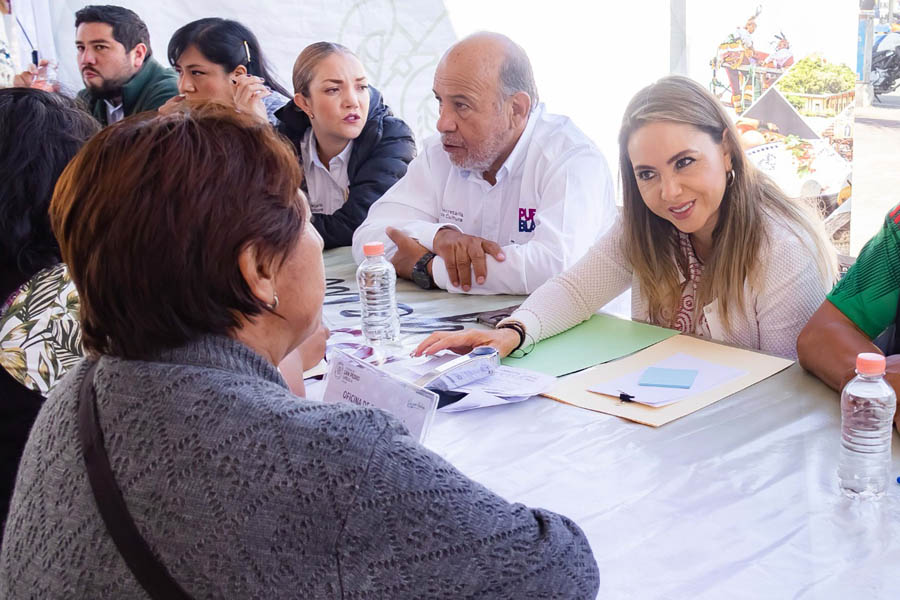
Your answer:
266,294 -> 279,311
726,169 -> 735,187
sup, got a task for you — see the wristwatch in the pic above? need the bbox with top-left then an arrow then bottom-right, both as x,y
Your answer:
412,251 -> 437,289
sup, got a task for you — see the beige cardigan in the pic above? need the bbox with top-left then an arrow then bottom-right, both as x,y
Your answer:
504,215 -> 834,359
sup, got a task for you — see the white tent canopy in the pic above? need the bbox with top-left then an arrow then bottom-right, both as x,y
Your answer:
11,0 -> 457,144
8,1 -> 858,207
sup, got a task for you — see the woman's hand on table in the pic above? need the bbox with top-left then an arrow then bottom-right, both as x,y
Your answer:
413,327 -> 520,358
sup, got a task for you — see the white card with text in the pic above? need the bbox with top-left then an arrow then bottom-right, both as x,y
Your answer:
322,349 -> 439,443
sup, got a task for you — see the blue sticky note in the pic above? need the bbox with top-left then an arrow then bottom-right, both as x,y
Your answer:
638,367 -> 699,389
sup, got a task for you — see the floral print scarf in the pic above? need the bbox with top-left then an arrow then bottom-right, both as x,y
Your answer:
0,263 -> 82,394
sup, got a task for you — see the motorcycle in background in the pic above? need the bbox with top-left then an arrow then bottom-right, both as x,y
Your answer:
872,31 -> 900,100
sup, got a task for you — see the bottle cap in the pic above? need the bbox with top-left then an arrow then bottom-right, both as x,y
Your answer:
856,352 -> 886,376
362,241 -> 385,257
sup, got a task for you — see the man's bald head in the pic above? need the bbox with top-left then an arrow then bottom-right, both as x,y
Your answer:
432,32 -> 536,180
439,32 -> 538,109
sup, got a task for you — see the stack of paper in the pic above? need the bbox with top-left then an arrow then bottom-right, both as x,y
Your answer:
383,352 -> 556,412
543,335 -> 794,427
588,353 -> 747,407
441,366 -> 557,412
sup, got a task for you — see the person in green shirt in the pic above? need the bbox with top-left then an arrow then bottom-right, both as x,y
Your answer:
799,203 -> 900,429
72,5 -> 177,126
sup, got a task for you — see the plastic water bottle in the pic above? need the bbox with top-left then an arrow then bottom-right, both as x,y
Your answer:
31,61 -> 58,92
356,242 -> 400,345
838,353 -> 897,499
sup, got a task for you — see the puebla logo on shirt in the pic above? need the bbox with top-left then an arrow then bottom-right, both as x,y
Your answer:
519,208 -> 537,233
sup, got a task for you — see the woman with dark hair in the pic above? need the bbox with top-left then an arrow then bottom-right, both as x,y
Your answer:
414,76 -> 837,361
0,105 -> 598,598
161,17 -> 290,125
276,42 -> 416,248
0,87 -> 98,539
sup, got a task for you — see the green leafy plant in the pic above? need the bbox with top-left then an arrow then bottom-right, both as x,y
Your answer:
777,55 -> 856,95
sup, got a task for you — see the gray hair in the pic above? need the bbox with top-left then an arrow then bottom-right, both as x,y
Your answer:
498,39 -> 539,110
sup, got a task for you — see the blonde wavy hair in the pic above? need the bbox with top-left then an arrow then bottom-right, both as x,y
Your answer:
618,76 -> 836,329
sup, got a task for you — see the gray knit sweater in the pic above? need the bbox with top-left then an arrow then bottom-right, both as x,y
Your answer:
0,335 -> 599,599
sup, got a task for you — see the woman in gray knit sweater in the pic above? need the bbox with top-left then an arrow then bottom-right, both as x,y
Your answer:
0,105 -> 598,599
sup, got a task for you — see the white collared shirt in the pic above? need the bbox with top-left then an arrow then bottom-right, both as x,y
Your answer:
351,104 -> 616,295
301,128 -> 353,216
104,99 -> 124,124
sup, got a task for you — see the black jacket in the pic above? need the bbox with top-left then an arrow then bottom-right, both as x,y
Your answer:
0,265 -> 44,544
275,87 -> 416,249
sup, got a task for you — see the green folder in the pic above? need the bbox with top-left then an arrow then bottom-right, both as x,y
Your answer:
501,313 -> 678,377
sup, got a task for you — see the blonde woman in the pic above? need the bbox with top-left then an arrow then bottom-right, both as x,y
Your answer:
415,75 -> 836,360
275,42 -> 416,249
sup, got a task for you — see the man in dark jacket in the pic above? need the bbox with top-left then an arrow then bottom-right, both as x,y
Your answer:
275,85 -> 416,249
73,5 -> 177,126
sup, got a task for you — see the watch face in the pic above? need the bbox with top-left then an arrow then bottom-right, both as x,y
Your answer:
413,252 -> 436,289
412,265 -> 432,289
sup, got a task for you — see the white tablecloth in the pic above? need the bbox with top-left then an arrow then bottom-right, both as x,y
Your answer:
323,248 -> 900,599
